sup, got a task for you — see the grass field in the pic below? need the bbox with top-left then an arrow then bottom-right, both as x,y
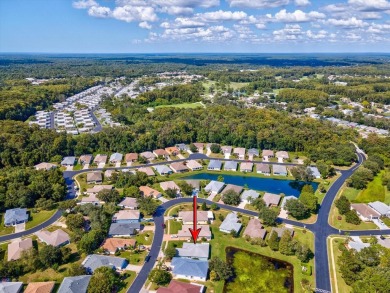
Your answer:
119,271 -> 137,293
0,215 -> 14,235
135,231 -> 154,245
119,249 -> 148,265
328,237 -> 352,293
155,102 -> 204,109
341,187 -> 361,202
26,209 -> 57,230
355,172 -> 385,203
168,220 -> 182,234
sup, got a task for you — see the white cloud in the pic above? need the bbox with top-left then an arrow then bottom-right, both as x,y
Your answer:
139,21 -> 152,29
273,9 -> 325,22
295,0 -> 311,6
112,6 -> 158,22
273,24 -> 303,40
227,0 -> 289,9
154,25 -> 235,42
326,17 -> 369,28
88,6 -> 111,18
200,10 -> 247,21
306,29 -> 327,39
152,0 -> 219,9
348,0 -> 390,12
73,0 -> 97,9
161,17 -> 206,28
160,6 -> 194,15
367,23 -> 390,33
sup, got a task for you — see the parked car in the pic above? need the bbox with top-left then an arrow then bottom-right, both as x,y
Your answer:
145,255 -> 151,262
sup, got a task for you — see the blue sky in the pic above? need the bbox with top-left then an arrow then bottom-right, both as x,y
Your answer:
1,0 -> 390,53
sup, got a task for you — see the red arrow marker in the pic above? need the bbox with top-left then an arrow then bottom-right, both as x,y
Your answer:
189,195 -> 202,244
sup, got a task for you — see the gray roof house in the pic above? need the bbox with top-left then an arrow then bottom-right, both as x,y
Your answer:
224,161 -> 237,171
273,164 -> 288,176
118,197 -> 138,209
0,282 -> 23,293
247,148 -> 259,157
368,201 -> 390,217
241,190 -> 259,203
154,165 -> 173,175
208,160 -> 222,171
176,143 -> 189,151
263,193 -> 281,207
219,212 -> 242,233
256,163 -> 271,175
171,257 -> 209,281
221,184 -> 243,195
176,243 -> 210,261
204,180 -> 225,195
308,166 -> 321,179
82,254 -> 127,273
108,222 -> 141,237
109,153 -> 123,163
61,156 -> 76,166
4,208 -> 28,226
281,196 -> 297,210
57,276 -> 92,293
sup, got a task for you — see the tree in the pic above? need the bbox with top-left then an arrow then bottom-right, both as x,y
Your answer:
357,246 -> 380,267
148,268 -> 172,285
363,160 -> 380,176
123,186 -> 140,198
345,210 -> 361,225
210,203 -> 218,210
87,266 -> 121,293
338,249 -> 363,285
268,231 -> 280,251
230,229 -> 238,238
279,230 -> 295,255
210,144 -> 221,153
335,196 -> 351,215
39,245 -> 63,268
58,199 -> 77,211
299,192 -> 318,213
352,267 -> 390,293
137,196 -> 158,215
177,181 -> 193,196
252,198 -> 266,211
208,257 -> 233,281
201,202 -> 207,211
96,189 -> 121,204
189,143 -> 198,153
66,213 -> 85,232
165,188 -> 178,199
68,263 -> 86,276
295,244 -> 313,262
348,167 -> 374,189
258,207 -> 278,226
217,175 -> 224,182
290,166 -> 315,182
78,230 -> 105,254
285,199 -> 309,219
222,190 -> 241,206
164,246 -> 176,260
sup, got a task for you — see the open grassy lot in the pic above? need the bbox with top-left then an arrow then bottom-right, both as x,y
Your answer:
341,187 -> 361,202
355,172 -> 385,203
135,231 -> 154,246
168,220 -> 182,234
119,249 -> 148,265
155,102 -> 204,109
26,209 -> 57,230
328,236 -> 351,293
0,215 -> 14,235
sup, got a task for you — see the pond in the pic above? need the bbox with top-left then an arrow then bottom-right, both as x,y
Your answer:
224,247 -> 293,293
182,173 -> 318,197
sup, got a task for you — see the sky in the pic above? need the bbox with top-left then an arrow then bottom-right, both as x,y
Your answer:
1,0 -> 390,53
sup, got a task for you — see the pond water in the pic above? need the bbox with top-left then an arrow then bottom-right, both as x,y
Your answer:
182,173 -> 318,197
224,247 -> 293,293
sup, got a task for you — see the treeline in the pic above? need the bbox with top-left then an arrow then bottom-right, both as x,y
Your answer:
277,89 -> 330,108
0,168 -> 67,212
0,77 -> 98,121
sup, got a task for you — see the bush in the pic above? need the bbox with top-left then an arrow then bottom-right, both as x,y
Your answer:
345,210 -> 361,225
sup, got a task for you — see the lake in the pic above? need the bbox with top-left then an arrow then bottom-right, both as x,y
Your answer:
182,173 -> 318,197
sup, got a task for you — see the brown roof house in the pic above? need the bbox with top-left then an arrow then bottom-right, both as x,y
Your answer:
243,218 -> 267,240
34,162 -> 57,171
118,197 -> 138,209
165,146 -> 180,156
36,229 -> 70,247
101,238 -> 136,254
8,238 -> 33,261
160,181 -> 181,193
24,282 -> 55,293
262,149 -> 274,159
178,211 -> 213,225
263,193 -> 281,207
156,280 -> 204,293
93,154 -> 107,165
177,225 -> 212,241
137,167 -> 155,176
140,151 -> 156,161
221,184 -> 243,195
233,147 -> 246,160
79,155 -> 93,165
170,162 -> 189,173
240,162 -> 253,173
86,172 -> 103,184
193,143 -> 204,152
139,186 -> 161,198
104,169 -> 115,180
271,227 -> 294,238
125,153 -> 138,163
351,203 -> 381,221
276,151 -> 289,162
256,163 -> 271,175
186,160 -> 203,171
86,185 -> 113,196
153,149 -> 169,159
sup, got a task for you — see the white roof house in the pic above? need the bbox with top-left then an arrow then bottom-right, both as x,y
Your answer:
241,189 -> 259,203
368,201 -> 390,217
204,180 -> 225,195
219,212 -> 242,233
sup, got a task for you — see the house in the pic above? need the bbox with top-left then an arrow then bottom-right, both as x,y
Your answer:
0,282 -> 23,293
104,169 -> 115,180
93,154 -> 107,165
170,162 -> 189,173
351,203 -> 381,221
154,165 -> 173,175
347,241 -> 370,252
193,143 -> 204,152
243,218 -> 267,240
186,160 -> 203,171
165,146 -> 180,156
240,162 -> 253,172
273,164 -> 288,176
221,146 -> 232,154
156,280 -> 204,293
204,180 -> 225,195
139,186 -> 162,198
137,167 -> 156,176
185,180 -> 201,191
281,196 -> 297,210
79,194 -> 103,206
61,156 -> 76,166
219,212 -> 242,233
271,227 -> 294,238
154,149 -> 169,159
112,210 -> 140,223
109,153 -> 123,164
86,172 -> 102,184
7,238 -> 33,261
207,160 -> 222,171
176,143 -> 189,151
308,166 -> 321,179
177,225 -> 212,241
263,193 -> 281,207
233,147 -> 246,159
247,148 -> 259,160
178,211 -> 212,225
262,150 -> 274,160
79,154 -> 93,165
82,254 -> 128,273
224,161 -> 238,171
86,185 -> 113,196
118,197 -> 138,209
276,151 -> 289,162
256,163 -> 271,175
108,222 -> 141,237
4,208 -> 29,226
34,162 -> 57,171
171,258 -> 209,281
25,282 -> 55,293
101,238 -> 136,254
140,151 -> 156,161
176,243 -> 210,261
160,181 -> 181,193
57,276 -> 92,293
36,229 -> 70,247
125,153 -> 138,162
368,201 -> 390,217
221,184 -> 243,195
241,189 -> 259,204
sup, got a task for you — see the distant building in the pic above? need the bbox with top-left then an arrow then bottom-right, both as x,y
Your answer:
34,162 -> 57,171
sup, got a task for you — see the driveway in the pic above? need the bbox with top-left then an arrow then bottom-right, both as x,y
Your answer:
115,162 -> 121,168
66,166 -> 73,171
373,219 -> 389,230
83,164 -> 89,170
126,265 -> 142,273
15,223 -> 25,233
98,163 -> 105,168
177,154 -> 185,159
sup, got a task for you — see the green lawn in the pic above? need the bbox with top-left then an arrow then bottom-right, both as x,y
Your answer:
329,203 -> 377,231
119,249 -> 147,265
168,220 -> 182,234
0,214 -> 14,235
355,172 -> 385,203
341,187 -> 361,202
135,232 -> 154,245
328,237 -> 351,293
385,186 -> 390,205
26,209 -> 57,230
155,102 -> 204,109
119,271 -> 137,293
